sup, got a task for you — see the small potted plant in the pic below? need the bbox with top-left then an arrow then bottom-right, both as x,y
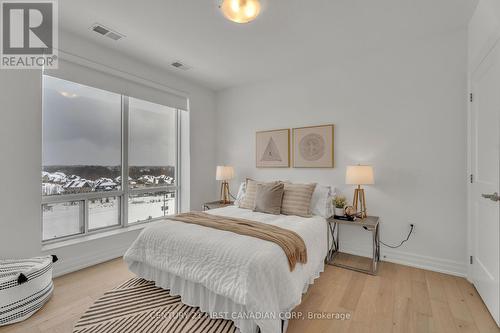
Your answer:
334,195 -> 347,216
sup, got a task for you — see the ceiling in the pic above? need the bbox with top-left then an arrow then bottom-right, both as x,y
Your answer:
59,0 -> 478,91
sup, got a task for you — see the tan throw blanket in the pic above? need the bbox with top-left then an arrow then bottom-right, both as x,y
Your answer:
168,212 -> 307,271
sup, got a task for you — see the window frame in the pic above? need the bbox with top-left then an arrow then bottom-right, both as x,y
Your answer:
41,78 -> 181,244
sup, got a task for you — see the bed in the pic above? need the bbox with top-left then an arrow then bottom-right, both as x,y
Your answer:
124,205 -> 329,333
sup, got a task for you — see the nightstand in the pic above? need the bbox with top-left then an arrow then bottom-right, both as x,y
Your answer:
202,200 -> 234,211
326,216 -> 380,275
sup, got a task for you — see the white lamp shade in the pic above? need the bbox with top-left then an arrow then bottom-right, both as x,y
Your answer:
216,166 -> 234,181
345,165 -> 374,185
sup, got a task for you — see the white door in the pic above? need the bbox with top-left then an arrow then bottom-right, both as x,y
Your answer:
471,39 -> 500,326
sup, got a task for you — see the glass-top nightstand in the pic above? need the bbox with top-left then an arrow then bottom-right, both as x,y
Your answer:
326,216 -> 380,275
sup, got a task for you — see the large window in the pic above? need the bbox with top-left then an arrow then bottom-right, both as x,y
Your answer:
42,75 -> 180,242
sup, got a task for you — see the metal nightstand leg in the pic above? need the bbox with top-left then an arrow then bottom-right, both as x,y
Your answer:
326,221 -> 339,263
371,225 -> 378,275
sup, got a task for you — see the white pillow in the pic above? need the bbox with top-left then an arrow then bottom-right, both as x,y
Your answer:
234,182 -> 246,206
310,185 -> 335,218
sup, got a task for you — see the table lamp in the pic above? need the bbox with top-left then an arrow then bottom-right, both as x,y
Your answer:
216,166 -> 234,204
345,165 -> 374,218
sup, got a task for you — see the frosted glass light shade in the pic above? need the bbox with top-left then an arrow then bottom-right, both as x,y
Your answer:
346,165 -> 374,185
216,166 -> 234,181
221,0 -> 261,23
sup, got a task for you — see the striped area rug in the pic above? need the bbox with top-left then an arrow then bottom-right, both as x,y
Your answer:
73,277 -> 238,333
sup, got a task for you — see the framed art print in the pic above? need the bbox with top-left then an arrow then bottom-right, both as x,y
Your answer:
293,124 -> 334,168
256,129 -> 290,168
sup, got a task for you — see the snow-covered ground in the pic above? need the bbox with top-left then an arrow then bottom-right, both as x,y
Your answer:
42,195 -> 176,240
128,195 -> 175,224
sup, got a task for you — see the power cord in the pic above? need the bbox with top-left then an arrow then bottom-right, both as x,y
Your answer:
378,224 -> 414,249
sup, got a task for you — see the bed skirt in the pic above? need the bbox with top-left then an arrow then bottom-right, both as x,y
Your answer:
127,259 -> 324,333
128,261 -> 259,333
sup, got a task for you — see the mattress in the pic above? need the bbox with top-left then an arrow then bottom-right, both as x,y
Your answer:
124,206 -> 328,333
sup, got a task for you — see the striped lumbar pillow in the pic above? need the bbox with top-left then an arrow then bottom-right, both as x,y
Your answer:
281,183 -> 317,217
238,179 -> 277,210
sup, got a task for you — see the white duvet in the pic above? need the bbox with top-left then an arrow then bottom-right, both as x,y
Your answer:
124,206 -> 328,333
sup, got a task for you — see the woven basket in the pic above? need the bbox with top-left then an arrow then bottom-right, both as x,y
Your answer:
0,255 -> 57,326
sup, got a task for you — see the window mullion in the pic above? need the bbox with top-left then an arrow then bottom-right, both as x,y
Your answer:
122,96 -> 130,227
83,199 -> 89,235
176,109 -> 181,214
128,186 -> 177,195
41,191 -> 124,204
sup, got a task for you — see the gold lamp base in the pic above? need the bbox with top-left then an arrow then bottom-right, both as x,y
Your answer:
220,181 -> 230,204
353,185 -> 367,218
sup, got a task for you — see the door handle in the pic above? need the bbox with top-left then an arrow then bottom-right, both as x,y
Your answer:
482,192 -> 500,202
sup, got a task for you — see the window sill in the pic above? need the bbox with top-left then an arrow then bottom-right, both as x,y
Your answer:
42,221 -> 160,251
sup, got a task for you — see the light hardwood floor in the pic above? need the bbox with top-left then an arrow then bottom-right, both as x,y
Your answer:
1,257 -> 498,333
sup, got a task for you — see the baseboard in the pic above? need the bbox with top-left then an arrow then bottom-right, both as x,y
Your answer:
340,242 -> 467,277
47,244 -> 129,278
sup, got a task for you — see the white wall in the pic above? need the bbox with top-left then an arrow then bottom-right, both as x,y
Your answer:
216,29 -> 469,276
0,70 -> 43,259
0,30 -> 217,275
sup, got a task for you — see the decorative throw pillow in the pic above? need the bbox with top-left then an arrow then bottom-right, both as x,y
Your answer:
253,182 -> 285,215
281,183 -> 317,217
238,179 -> 276,210
233,182 -> 247,206
310,185 -> 335,218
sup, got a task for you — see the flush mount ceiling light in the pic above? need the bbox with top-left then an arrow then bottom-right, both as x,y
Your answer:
220,0 -> 261,23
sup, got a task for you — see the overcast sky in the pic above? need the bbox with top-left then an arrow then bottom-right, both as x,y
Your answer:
42,76 -> 176,166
